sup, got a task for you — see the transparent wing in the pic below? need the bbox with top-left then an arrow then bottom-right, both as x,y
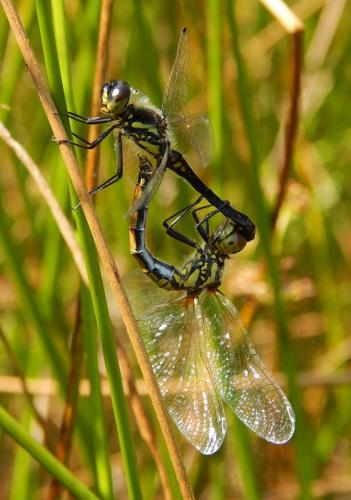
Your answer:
171,113 -> 214,167
121,135 -> 148,188
162,27 -> 189,120
200,291 -> 295,444
136,291 -> 227,455
123,269 -> 180,318
162,27 -> 213,167
126,143 -> 169,217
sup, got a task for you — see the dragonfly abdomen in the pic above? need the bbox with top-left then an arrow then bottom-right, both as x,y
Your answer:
129,156 -> 183,291
131,243 -> 181,290
168,150 -> 256,242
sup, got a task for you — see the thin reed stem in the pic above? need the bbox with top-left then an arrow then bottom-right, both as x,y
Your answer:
0,1 -> 194,498
85,0 -> 114,191
270,12 -> 303,227
47,297 -> 83,500
227,1 -> 313,497
0,406 -> 99,500
0,121 -> 88,284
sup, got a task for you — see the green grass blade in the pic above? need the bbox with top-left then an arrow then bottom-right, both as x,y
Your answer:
9,409 -> 34,500
49,0 -> 75,109
76,216 -> 142,500
35,0 -> 98,475
226,2 -> 314,497
37,2 -> 143,497
207,0 -> 224,193
0,405 -> 99,500
0,197 -> 67,385
39,158 -> 69,310
35,0 -> 71,310
81,286 -> 114,500
0,0 -> 36,123
228,419 -> 259,500
131,0 -> 162,102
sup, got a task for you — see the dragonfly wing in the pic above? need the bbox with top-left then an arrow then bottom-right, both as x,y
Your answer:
200,291 -> 295,444
162,27 -> 189,119
162,29 -> 214,167
172,113 -> 214,167
123,269 -> 177,318
138,294 -> 226,455
121,135 -> 151,188
126,143 -> 169,217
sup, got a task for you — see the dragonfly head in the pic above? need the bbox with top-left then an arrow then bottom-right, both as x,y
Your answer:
100,80 -> 131,114
212,221 -> 247,256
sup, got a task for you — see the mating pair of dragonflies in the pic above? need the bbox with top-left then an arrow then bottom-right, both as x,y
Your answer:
58,27 -> 295,454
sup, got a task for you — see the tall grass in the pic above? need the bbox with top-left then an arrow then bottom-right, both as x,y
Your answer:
0,0 -> 350,498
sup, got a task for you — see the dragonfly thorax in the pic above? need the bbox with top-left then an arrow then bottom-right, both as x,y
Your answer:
182,222 -> 248,291
180,247 -> 225,292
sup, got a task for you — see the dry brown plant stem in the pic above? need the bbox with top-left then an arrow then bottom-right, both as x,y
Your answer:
2,368 -> 351,398
83,2 -> 173,496
47,298 -> 83,500
259,0 -> 304,228
117,346 -> 172,500
0,1 -> 194,498
47,5 -> 116,498
0,326 -> 51,441
271,29 -> 303,228
85,0 -> 114,191
0,122 -> 88,285
245,0 -> 323,61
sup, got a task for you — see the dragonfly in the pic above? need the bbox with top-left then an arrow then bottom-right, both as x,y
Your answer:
126,156 -> 295,455
57,27 -> 255,242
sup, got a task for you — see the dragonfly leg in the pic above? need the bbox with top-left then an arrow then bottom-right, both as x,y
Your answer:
56,123 -> 117,149
88,133 -> 123,197
192,205 -> 238,246
162,195 -> 203,248
71,131 -> 92,145
56,111 -> 114,125
129,156 -> 183,290
72,134 -> 123,210
168,150 -> 256,241
191,203 -> 222,242
127,143 -> 170,217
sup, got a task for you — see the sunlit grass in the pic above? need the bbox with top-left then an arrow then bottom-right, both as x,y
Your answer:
0,0 -> 350,498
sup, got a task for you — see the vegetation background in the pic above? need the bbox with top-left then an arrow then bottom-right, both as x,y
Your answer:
0,0 -> 350,498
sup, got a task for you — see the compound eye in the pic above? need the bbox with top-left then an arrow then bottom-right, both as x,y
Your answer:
101,82 -> 110,94
220,230 -> 247,254
111,83 -> 130,101
100,80 -> 131,114
101,82 -> 110,104
110,81 -> 130,102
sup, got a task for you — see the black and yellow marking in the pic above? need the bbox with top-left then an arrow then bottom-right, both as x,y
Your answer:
129,156 -> 182,290
60,79 -> 256,242
129,156 -> 247,295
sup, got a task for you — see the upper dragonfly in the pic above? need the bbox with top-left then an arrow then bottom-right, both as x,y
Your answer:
126,156 -> 295,454
57,27 -> 255,241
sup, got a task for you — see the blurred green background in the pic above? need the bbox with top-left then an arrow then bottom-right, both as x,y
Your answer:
0,0 -> 350,498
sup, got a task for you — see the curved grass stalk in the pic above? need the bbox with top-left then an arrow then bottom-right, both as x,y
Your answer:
0,1 -> 194,498
0,406 -> 99,500
227,1 -> 312,497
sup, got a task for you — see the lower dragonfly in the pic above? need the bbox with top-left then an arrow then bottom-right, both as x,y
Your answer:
56,27 -> 255,242
126,156 -> 295,455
